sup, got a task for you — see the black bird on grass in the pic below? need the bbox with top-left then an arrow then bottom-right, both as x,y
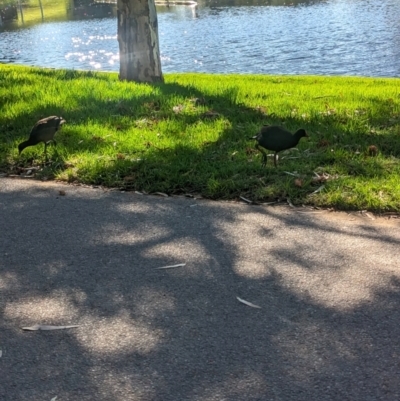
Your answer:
18,116 -> 66,158
250,125 -> 308,167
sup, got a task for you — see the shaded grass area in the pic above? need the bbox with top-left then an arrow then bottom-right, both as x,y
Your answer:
1,64 -> 400,211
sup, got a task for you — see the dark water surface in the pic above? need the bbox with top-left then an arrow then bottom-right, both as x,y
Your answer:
1,0 -> 400,76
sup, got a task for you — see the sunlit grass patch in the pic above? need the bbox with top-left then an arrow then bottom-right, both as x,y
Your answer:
1,64 -> 400,212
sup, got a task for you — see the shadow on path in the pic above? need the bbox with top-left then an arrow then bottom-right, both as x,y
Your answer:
1,178 -> 400,400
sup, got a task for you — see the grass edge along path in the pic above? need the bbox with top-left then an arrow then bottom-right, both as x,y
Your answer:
1,64 -> 400,212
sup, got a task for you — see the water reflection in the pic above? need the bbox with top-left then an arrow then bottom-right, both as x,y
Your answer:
66,32 -> 118,69
0,0 -> 328,29
71,1 -> 116,19
0,0 -> 399,77
0,0 -> 116,27
200,0 -> 323,7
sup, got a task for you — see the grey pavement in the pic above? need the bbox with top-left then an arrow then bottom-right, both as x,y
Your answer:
1,177 -> 400,401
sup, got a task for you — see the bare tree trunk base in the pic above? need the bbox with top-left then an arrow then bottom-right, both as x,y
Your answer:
117,0 -> 163,83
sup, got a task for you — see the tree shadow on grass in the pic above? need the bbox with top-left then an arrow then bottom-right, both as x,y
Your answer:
1,180 -> 400,400
2,74 -> 400,206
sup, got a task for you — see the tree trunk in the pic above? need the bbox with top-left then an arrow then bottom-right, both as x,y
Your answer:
117,0 -> 163,83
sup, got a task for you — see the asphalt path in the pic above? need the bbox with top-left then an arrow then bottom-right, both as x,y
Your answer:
1,178 -> 400,401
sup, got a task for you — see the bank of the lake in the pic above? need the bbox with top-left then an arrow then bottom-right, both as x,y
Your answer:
1,64 -> 400,212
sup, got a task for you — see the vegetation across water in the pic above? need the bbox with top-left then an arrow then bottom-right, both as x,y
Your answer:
1,64 -> 400,212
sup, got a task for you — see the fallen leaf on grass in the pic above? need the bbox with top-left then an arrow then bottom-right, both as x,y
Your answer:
236,296 -> 261,309
310,185 -> 325,195
283,171 -> 300,177
312,172 -> 333,183
294,179 -> 303,187
155,263 -> 186,270
281,156 -> 301,160
173,105 -> 184,113
240,196 -> 252,204
21,324 -> 79,331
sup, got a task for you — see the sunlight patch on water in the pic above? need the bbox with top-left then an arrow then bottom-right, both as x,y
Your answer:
65,50 -> 119,69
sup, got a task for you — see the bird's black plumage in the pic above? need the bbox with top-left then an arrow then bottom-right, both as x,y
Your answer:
251,125 -> 307,167
18,116 -> 66,157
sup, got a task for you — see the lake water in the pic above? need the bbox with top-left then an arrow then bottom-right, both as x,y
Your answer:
1,0 -> 400,77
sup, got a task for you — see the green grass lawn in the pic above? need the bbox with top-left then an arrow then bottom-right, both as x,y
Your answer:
1,64 -> 400,212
